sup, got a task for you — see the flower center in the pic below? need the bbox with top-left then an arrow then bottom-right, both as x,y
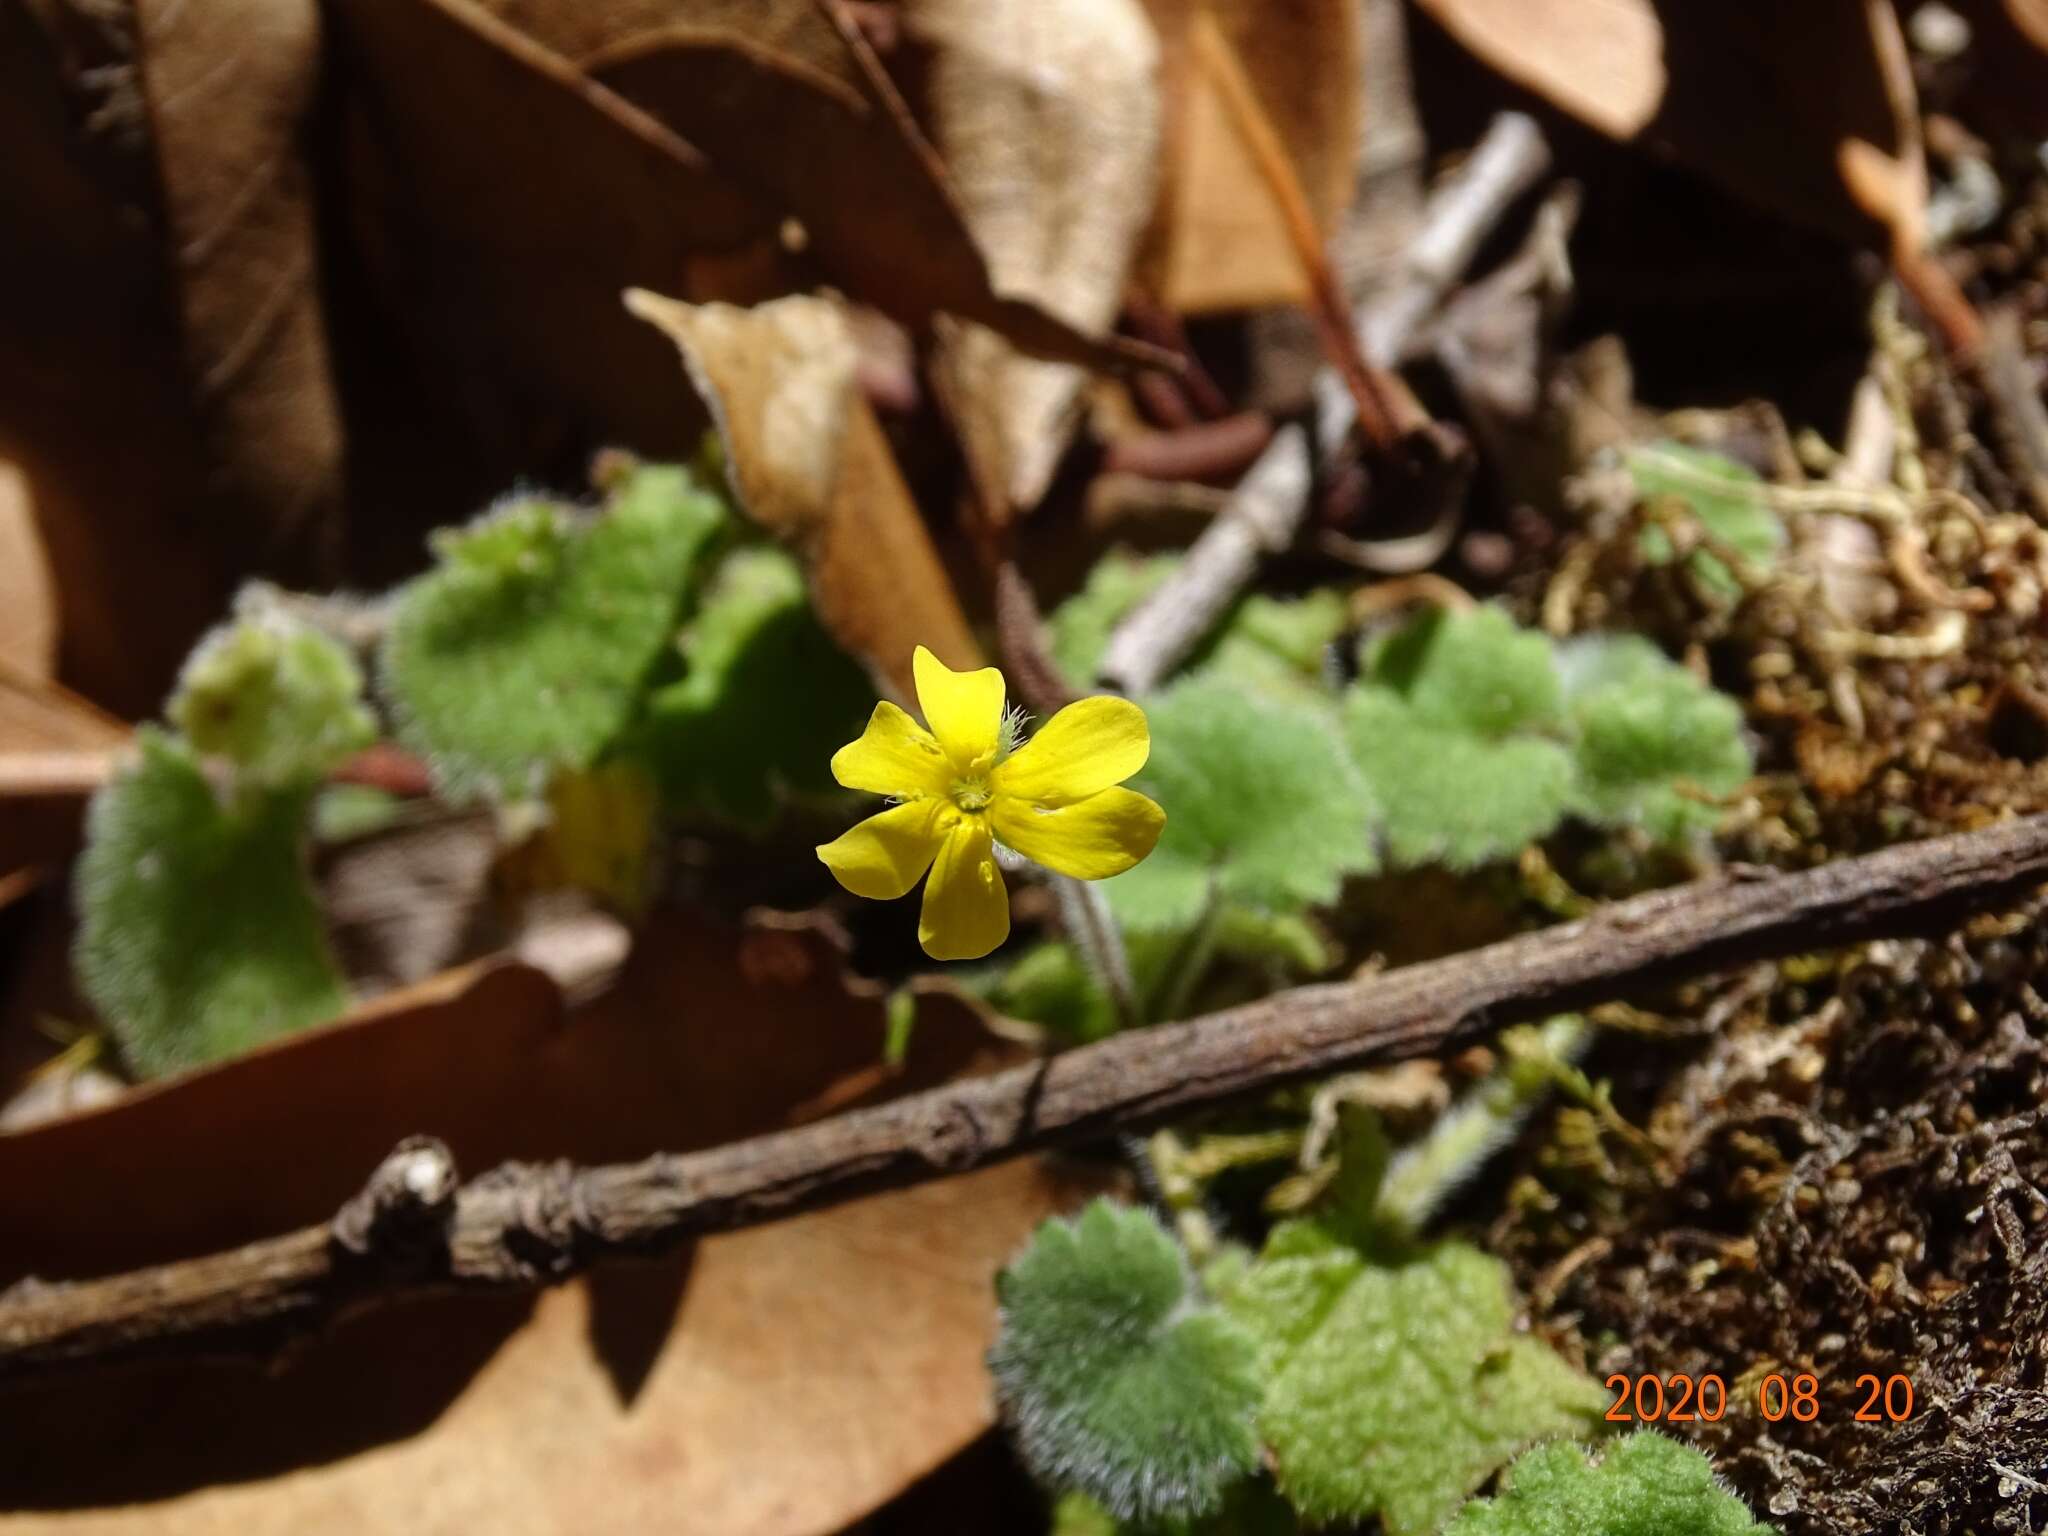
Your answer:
949,776 -> 993,813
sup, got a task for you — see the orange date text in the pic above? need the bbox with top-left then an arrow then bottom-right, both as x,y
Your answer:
1602,1372 -> 1916,1424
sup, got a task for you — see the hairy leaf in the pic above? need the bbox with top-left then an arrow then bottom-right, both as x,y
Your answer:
1216,1233 -> 1609,1535
169,606 -> 375,789
643,544 -> 873,827
1344,607 -> 1574,869
1629,442 -> 1783,599
1048,550 -> 1345,693
75,731 -> 348,1077
1347,695 -> 1576,869
1198,590 -> 1348,701
1102,677 -> 1376,930
381,465 -> 724,801
1362,605 -> 1562,736
990,1200 -> 1263,1524
1445,1430 -> 1779,1536
1049,551 -> 1178,683
1559,636 -> 1751,842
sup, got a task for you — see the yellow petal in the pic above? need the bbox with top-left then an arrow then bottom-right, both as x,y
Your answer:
913,644 -> 1006,770
918,815 -> 1009,960
992,695 -> 1150,806
992,786 -> 1164,880
830,701 -> 953,797
817,798 -> 952,899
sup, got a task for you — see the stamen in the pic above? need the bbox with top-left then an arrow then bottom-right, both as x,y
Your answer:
995,703 -> 1031,762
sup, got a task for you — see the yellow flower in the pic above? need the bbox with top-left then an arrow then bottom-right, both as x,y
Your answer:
817,646 -> 1165,961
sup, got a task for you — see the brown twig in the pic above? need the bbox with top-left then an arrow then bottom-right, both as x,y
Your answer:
8,813 -> 2048,1384
1098,112 -> 1549,695
1121,295 -> 1232,420
1188,12 -> 1406,450
1894,242 -> 1984,360
1102,411 -> 1275,484
991,560 -> 1077,716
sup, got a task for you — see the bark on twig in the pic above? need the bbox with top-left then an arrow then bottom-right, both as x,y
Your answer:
7,813 -> 2048,1384
1186,12 -> 1405,451
1098,423 -> 1313,694
1098,112 -> 1551,695
1359,112 -> 1552,372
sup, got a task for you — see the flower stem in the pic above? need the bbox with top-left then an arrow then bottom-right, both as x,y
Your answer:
1155,883 -> 1225,1023
1052,874 -> 1139,1031
1375,1013 -> 1591,1238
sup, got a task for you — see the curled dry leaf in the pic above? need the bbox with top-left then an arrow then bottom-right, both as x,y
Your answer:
904,0 -> 1162,516
1137,0 -> 1360,312
2,0 -> 1147,707
578,2 -> 1154,377
1412,0 -> 1924,251
0,910 -> 1102,1535
0,2 -> 244,713
1944,0 -> 2048,140
328,0 -> 778,489
135,0 -> 343,565
627,290 -> 982,700
0,661 -> 128,895
0,463 -> 55,680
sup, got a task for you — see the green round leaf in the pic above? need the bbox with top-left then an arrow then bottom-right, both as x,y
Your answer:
1216,1238 -> 1610,1536
1628,442 -> 1784,600
991,1200 -> 1263,1525
75,731 -> 348,1077
1345,693 -> 1576,871
642,544 -> 873,826
381,466 -> 725,801
1446,1430 -> 1780,1536
1559,636 -> 1751,843
1102,678 -> 1377,930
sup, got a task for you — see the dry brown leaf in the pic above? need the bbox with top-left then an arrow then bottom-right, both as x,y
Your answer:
627,290 -> 982,700
2000,0 -> 2048,44
903,0 -> 1161,515
0,462 -> 56,679
325,0 -> 781,537
2,0 -> 1143,707
1412,0 -> 1924,250
135,0 -> 345,565
1138,0 -> 1360,312
0,911 -> 1094,1533
0,3 -> 245,713
0,1174 -> 1075,1536
1944,0 -> 2048,140
475,0 -> 1149,374
0,660 -> 127,889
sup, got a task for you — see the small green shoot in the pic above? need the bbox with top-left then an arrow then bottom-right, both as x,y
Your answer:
1628,442 -> 1783,600
75,733 -> 350,1077
1102,678 -> 1377,932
